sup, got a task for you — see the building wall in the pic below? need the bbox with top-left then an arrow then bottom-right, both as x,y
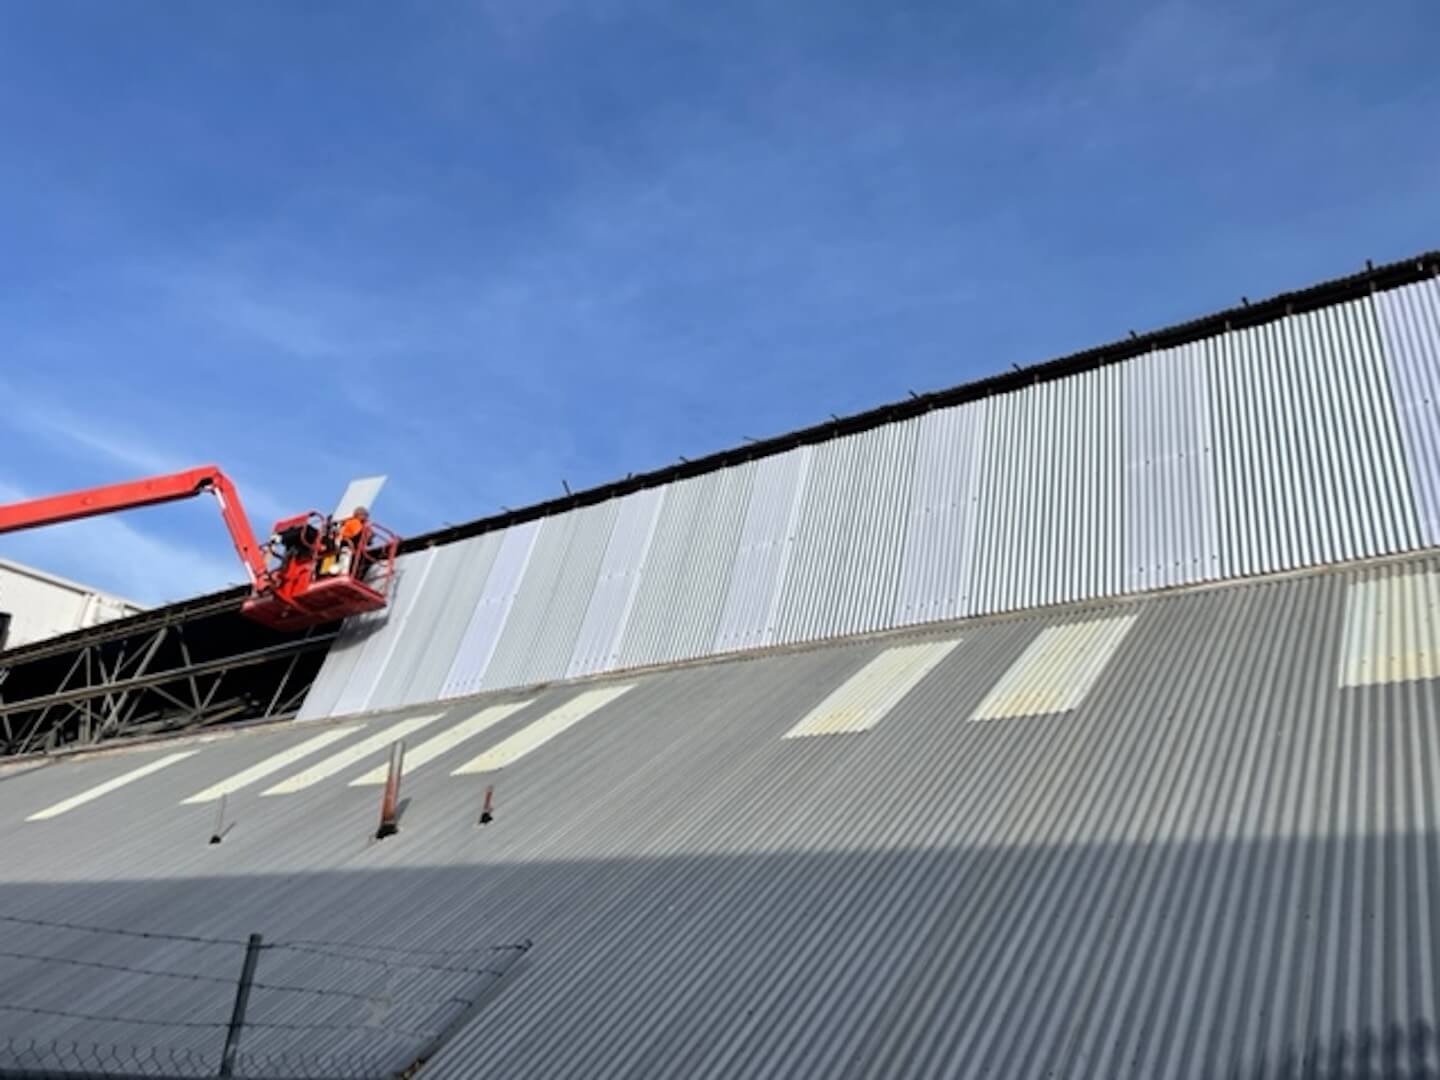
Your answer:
0,560 -> 143,650
300,280 -> 1440,720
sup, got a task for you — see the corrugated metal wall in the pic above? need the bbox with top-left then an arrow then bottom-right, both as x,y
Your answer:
300,282 -> 1440,720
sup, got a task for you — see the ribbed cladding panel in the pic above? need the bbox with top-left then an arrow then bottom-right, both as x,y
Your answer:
892,401 -> 986,628
566,487 -> 667,678
967,384 -> 1030,616
617,464 -> 754,669
1211,298 -> 1421,580
773,422 -> 919,645
969,367 -> 1123,615
365,533 -> 503,710
712,446 -> 813,654
439,520 -> 541,700
1375,278 -> 1440,547
396,532 -> 504,706
329,548 -> 438,716
481,500 -> 619,690
1123,341 -> 1221,592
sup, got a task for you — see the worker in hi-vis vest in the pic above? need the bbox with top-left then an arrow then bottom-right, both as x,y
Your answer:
325,506 -> 370,577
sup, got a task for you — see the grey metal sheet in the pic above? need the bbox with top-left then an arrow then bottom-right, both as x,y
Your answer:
712,447 -> 812,654
481,500 -> 619,690
773,421 -> 919,645
616,465 -> 754,669
1210,297 -> 1421,579
1376,278 -> 1440,548
893,401 -> 986,628
439,520 -> 541,699
0,553 -> 1436,1078
567,487 -> 666,678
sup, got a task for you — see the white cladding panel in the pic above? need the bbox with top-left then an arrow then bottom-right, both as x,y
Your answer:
1375,279 -> 1440,548
302,288 -> 1437,718
566,487 -> 666,678
438,521 -> 541,699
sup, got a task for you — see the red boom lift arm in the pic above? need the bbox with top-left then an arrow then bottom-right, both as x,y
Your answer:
0,466 -> 398,631
0,465 -> 270,589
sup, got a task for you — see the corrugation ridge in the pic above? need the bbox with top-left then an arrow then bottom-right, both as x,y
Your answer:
616,465 -> 753,668
566,487 -> 666,677
774,421 -> 918,645
438,519 -> 541,698
482,500 -> 620,689
1376,278 -> 1440,547
713,447 -> 812,653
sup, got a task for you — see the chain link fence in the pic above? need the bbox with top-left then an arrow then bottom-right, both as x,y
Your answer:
0,912 -> 529,1079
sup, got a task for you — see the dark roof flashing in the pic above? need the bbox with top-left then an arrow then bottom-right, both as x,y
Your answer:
402,250 -> 1440,555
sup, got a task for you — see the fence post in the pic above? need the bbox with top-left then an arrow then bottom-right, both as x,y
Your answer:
376,740 -> 404,839
218,933 -> 263,1077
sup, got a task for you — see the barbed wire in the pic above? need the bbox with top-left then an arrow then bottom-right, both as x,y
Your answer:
0,911 -> 531,1077
0,912 -> 246,949
269,936 -> 530,959
0,947 -> 472,1012
0,1001 -> 224,1031
0,947 -> 234,989
261,941 -> 512,978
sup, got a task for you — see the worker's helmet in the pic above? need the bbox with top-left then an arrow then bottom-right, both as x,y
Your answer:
353,506 -> 370,520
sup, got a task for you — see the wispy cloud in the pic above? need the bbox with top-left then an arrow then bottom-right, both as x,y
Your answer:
0,477 -> 242,604
0,374 -> 291,524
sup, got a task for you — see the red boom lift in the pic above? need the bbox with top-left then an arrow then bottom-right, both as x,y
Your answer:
0,466 -> 398,631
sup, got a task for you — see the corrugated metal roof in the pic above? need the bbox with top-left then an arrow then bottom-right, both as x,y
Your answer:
302,279 -> 1440,718
1,552 -> 1436,1076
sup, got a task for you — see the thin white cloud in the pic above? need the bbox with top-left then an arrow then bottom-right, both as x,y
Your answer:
0,476 -> 243,604
0,375 -> 291,525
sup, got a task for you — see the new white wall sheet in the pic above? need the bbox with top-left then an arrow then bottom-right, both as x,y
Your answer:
295,277 -> 1439,723
967,387 -> 1033,616
331,548 -> 439,717
567,487 -> 666,677
1338,569 -> 1440,687
368,533 -> 504,710
481,500 -> 619,690
713,447 -> 813,654
440,521 -> 541,699
298,553 -> 433,720
773,421 -> 919,645
1210,300 -> 1420,579
968,370 -> 1123,614
1375,279 -> 1440,547
1124,341 -> 1221,592
972,613 -> 1137,721
617,465 -> 754,669
783,638 -> 961,737
893,402 -> 986,628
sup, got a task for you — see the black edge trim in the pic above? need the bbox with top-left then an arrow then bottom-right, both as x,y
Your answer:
401,250 -> 1440,554
7,247 -> 1433,663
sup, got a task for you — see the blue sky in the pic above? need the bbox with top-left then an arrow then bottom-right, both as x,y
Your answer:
1,1 -> 1436,604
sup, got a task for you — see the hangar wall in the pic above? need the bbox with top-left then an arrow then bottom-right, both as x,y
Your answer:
300,278 -> 1440,720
